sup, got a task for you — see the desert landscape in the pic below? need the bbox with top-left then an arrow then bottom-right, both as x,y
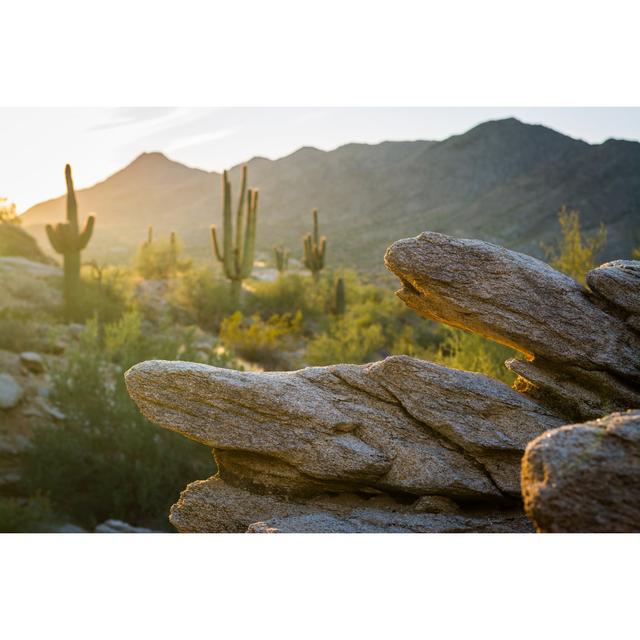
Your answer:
1,111 -> 638,533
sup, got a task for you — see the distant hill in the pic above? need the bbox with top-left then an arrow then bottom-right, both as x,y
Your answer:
0,222 -> 54,264
21,118 -> 640,270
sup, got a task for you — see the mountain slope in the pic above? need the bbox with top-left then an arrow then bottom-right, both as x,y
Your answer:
21,118 -> 640,269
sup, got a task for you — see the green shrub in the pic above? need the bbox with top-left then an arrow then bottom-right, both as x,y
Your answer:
0,307 -> 60,353
306,316 -> 386,366
219,310 -> 303,368
171,265 -> 236,331
544,207 -> 607,284
134,235 -> 190,280
0,496 -> 56,533
430,326 -> 516,384
22,314 -> 216,530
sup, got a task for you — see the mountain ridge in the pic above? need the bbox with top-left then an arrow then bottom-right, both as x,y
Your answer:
21,118 -> 640,268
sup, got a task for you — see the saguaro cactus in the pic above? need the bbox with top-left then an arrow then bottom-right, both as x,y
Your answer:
274,245 -> 290,275
46,164 -> 95,321
145,225 -> 153,247
169,231 -> 178,277
210,166 -> 258,304
334,277 -> 346,316
303,208 -> 326,283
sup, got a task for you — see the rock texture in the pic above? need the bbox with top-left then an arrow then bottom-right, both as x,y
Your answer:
522,411 -> 640,532
125,232 -> 640,533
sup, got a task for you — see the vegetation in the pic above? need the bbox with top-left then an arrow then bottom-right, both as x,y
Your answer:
0,197 -> 19,224
303,209 -> 326,282
544,206 -> 607,284
22,314 -> 218,530
45,165 -> 96,320
274,245 -> 290,275
134,228 -> 190,279
210,166 -> 259,305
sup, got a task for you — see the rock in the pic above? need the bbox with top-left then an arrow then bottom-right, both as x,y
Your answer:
34,396 -> 65,421
94,519 -> 155,533
171,477 -> 532,534
124,231 -> 640,533
384,232 -> 640,382
521,411 -> 640,532
507,357 -> 640,420
56,524 -> 87,533
125,357 -> 562,500
20,351 -> 45,374
0,373 -> 23,409
587,260 -> 640,315
68,323 -> 85,338
412,495 -> 462,514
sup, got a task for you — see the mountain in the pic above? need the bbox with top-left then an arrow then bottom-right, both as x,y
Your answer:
21,118 -> 640,270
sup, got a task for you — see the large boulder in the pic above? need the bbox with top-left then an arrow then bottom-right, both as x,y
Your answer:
521,411 -> 640,532
0,373 -> 23,410
125,232 -> 640,533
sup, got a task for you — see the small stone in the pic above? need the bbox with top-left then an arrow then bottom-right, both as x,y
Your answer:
94,519 -> 155,533
20,351 -> 45,374
56,524 -> 87,533
0,373 -> 23,409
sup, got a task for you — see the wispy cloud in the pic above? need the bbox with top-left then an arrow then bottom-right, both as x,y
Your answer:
89,107 -> 180,131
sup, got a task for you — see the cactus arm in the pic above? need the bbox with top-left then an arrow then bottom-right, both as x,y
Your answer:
312,209 -> 319,246
235,165 -> 247,256
45,224 -> 64,254
222,172 -> 235,278
210,225 -> 223,262
319,236 -> 327,265
64,164 -> 78,231
241,189 -> 258,278
78,215 -> 95,250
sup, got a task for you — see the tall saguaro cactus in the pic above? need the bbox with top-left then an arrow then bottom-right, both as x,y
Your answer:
303,208 -> 326,283
210,166 -> 258,304
46,164 -> 95,321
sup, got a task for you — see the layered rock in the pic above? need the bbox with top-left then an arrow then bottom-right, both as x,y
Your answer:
385,233 -> 640,420
125,232 -> 640,533
522,411 -> 640,532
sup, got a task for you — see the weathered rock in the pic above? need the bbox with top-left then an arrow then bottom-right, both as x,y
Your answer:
125,231 -> 640,533
125,356 -> 562,500
521,411 -> 640,532
384,233 -> 640,382
507,357 -> 640,420
587,260 -> 640,315
171,477 -> 532,534
0,373 -> 23,409
20,351 -> 45,374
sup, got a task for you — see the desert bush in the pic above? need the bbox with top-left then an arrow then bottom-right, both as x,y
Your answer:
430,326 -> 515,384
134,234 -> 191,280
22,314 -> 217,530
72,264 -> 129,324
306,316 -> 386,365
171,265 -> 235,331
219,310 -> 303,368
544,207 -> 607,284
0,307 -> 61,353
0,495 -> 56,533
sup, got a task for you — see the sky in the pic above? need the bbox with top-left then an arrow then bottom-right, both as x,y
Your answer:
2,107 -> 640,212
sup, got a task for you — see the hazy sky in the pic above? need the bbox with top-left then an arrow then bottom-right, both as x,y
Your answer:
3,107 -> 640,212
